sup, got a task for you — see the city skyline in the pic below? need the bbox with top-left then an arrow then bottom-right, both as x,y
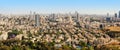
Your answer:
0,0 -> 120,15
0,0 -> 120,49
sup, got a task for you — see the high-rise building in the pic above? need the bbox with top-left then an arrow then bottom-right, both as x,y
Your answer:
119,11 -> 120,18
75,11 -> 79,22
52,14 -> 55,21
35,14 -> 40,27
29,11 -> 33,20
107,13 -> 109,17
115,13 -> 117,18
106,17 -> 111,22
77,12 -> 79,21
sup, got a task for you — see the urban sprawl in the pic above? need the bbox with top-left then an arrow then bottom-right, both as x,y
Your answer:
0,11 -> 120,50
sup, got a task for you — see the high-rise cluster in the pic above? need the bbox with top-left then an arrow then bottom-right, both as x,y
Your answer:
114,11 -> 120,18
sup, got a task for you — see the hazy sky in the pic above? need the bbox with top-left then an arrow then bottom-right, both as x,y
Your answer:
0,0 -> 119,15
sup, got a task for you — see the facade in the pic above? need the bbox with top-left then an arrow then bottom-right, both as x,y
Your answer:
115,13 -> 117,18
106,17 -> 111,22
75,11 -> 79,22
35,14 -> 40,27
119,11 -> 120,18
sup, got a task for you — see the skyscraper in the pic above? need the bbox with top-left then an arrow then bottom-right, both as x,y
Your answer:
75,11 -> 79,22
35,14 -> 40,27
107,13 -> 109,17
119,11 -> 120,18
77,12 -> 79,21
52,14 -> 55,21
115,13 -> 117,18
106,13 -> 111,22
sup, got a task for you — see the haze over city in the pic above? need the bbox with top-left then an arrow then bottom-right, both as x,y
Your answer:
0,0 -> 120,50
0,0 -> 120,15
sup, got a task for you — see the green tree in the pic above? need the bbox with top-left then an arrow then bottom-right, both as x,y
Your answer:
0,45 -> 10,50
79,41 -> 87,47
88,46 -> 94,50
0,32 -> 2,35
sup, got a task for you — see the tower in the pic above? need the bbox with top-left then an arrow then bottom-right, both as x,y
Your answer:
106,13 -> 111,22
52,14 -> 55,21
75,11 -> 79,22
35,14 -> 40,27
118,11 -> 120,18
107,13 -> 109,17
115,13 -> 117,18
